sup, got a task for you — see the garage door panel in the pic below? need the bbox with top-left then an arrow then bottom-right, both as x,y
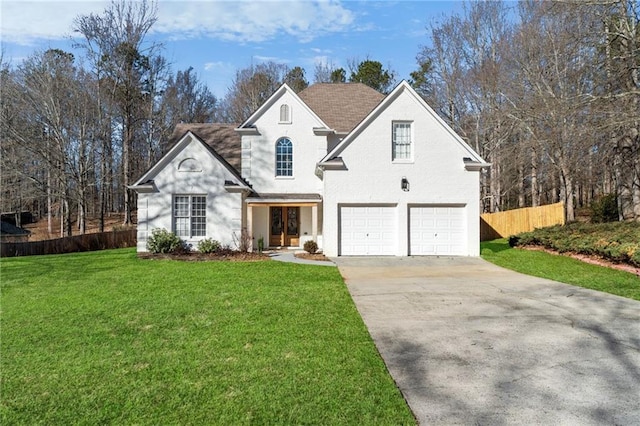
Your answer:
410,206 -> 466,256
340,206 -> 397,256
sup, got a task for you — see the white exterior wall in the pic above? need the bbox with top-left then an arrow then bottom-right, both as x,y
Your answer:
250,206 -> 269,249
136,136 -> 244,252
241,91 -> 325,194
322,89 -> 481,257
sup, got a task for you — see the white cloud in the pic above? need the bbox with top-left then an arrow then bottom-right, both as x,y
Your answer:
253,55 -> 290,64
156,1 -> 354,43
1,1 -> 109,45
203,60 -> 231,71
310,47 -> 332,54
1,0 -> 355,46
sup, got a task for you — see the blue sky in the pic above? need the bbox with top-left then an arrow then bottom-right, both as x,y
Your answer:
1,0 -> 464,98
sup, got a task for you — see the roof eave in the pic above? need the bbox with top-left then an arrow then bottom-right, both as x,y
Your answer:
128,181 -> 158,193
464,161 -> 492,171
312,127 -> 336,136
317,157 -> 347,170
235,126 -> 260,135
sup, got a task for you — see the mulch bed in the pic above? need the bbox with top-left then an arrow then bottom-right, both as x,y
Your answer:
521,245 -> 640,276
138,251 -> 269,262
294,252 -> 330,261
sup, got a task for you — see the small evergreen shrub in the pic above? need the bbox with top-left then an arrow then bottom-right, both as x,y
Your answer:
508,222 -> 640,267
590,193 -> 619,223
147,228 -> 183,253
303,240 -> 318,254
197,238 -> 221,254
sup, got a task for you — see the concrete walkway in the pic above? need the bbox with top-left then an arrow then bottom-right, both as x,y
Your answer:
333,256 -> 640,425
268,250 -> 336,267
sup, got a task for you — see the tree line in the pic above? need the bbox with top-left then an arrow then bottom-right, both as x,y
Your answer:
1,0 -> 638,238
0,0 -> 395,236
412,0 -> 639,222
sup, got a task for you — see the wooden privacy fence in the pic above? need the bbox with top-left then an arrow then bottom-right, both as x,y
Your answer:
1,229 -> 137,257
480,202 -> 565,241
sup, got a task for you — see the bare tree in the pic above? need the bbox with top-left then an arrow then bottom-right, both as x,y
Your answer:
222,61 -> 289,122
74,0 -> 163,226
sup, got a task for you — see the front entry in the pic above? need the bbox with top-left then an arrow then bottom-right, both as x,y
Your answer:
270,206 -> 299,247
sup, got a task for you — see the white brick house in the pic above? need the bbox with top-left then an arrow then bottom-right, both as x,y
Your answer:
130,81 -> 489,256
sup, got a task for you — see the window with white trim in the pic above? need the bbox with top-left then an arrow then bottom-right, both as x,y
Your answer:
275,138 -> 293,177
279,104 -> 291,123
392,121 -> 413,161
173,195 -> 206,238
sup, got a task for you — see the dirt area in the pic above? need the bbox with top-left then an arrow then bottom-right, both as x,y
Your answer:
522,245 -> 640,277
23,214 -> 129,241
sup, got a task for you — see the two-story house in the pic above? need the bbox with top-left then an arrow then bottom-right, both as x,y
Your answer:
130,81 -> 489,257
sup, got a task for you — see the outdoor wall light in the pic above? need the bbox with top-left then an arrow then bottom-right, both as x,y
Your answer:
401,176 -> 410,192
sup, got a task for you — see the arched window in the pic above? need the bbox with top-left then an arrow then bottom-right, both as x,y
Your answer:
275,138 -> 293,177
279,104 -> 291,123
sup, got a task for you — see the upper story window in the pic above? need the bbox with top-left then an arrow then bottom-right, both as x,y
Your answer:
392,121 -> 413,161
279,104 -> 291,123
275,138 -> 293,177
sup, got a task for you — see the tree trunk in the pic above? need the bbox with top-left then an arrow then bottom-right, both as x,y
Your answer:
531,147 -> 540,207
123,117 -> 132,226
517,161 -> 525,208
489,150 -> 501,212
47,167 -> 53,236
559,167 -> 575,222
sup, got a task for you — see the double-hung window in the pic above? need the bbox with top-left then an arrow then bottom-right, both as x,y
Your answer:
392,121 -> 412,161
275,138 -> 293,177
173,195 -> 206,238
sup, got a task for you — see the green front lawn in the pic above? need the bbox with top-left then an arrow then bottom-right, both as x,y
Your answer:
481,239 -> 640,301
1,249 -> 414,425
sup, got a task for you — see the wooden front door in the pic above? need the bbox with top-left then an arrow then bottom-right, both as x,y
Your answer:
270,207 -> 299,247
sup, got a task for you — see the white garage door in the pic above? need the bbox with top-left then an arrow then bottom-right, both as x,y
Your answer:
340,206 -> 397,255
410,206 -> 466,255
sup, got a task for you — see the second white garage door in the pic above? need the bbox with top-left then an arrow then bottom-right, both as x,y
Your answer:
340,206 -> 397,255
409,206 -> 467,256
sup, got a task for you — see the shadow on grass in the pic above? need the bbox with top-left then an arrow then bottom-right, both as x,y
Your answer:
480,239 -> 511,254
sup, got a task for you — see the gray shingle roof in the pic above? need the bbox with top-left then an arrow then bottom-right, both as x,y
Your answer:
297,83 -> 385,133
169,123 -> 241,172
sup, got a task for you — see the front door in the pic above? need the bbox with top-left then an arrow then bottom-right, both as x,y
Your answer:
270,206 -> 299,247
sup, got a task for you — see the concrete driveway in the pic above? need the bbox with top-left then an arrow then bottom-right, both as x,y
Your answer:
333,256 -> 640,425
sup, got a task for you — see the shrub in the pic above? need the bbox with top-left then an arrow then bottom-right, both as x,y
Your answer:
146,228 -> 183,253
590,193 -> 619,223
303,240 -> 318,254
508,221 -> 640,267
233,229 -> 252,252
197,238 -> 221,254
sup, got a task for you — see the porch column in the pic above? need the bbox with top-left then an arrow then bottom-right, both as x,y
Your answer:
311,203 -> 318,242
247,204 -> 254,251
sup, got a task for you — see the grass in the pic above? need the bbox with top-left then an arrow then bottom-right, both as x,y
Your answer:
481,239 -> 640,301
1,248 -> 415,425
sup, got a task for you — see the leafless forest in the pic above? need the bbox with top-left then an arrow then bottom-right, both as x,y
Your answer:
1,0 -> 638,237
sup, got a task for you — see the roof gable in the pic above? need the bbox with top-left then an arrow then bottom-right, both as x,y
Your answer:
169,123 -> 241,171
131,129 -> 250,190
319,80 -> 487,165
298,83 -> 384,134
237,83 -> 327,130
